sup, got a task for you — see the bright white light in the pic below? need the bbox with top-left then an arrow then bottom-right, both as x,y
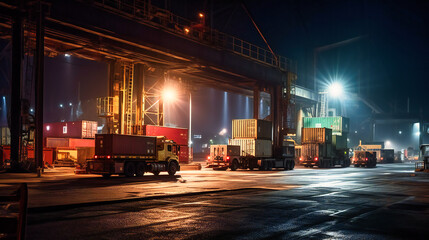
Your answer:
162,87 -> 177,102
415,132 -> 420,136
328,82 -> 343,98
219,128 -> 227,136
398,131 -> 402,135
354,130 -> 357,134
385,140 -> 391,147
30,108 -> 34,113
46,125 -> 50,131
64,53 -> 71,57
69,102 -> 73,106
59,104 -> 64,108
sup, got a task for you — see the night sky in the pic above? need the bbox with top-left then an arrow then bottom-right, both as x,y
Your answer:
1,0 -> 428,150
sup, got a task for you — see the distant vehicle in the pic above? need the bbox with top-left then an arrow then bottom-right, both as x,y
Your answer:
300,128 -> 350,168
352,151 -> 377,168
87,134 -> 180,177
415,144 -> 429,172
206,119 -> 295,171
207,142 -> 295,171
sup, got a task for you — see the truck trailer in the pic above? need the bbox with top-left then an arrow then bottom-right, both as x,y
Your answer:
352,151 -> 377,168
87,134 -> 180,177
300,128 -> 350,168
207,119 -> 295,171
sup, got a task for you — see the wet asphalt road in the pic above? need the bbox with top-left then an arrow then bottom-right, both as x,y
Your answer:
26,163 -> 428,239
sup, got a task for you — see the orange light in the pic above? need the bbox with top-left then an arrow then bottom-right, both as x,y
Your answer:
314,157 -> 318,161
207,156 -> 211,160
226,156 -> 230,160
94,155 -> 98,159
184,28 -> 190,34
299,157 -> 303,161
199,13 -> 204,18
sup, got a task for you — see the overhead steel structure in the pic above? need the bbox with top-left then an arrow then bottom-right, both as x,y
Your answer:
0,0 -> 309,169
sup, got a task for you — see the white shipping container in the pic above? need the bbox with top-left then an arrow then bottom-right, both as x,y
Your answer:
228,139 -> 272,158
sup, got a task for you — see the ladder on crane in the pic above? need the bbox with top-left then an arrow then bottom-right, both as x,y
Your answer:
123,63 -> 134,135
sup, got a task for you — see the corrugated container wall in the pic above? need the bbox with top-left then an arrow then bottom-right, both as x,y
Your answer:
142,125 -> 188,146
0,127 -> 10,145
95,134 -> 157,156
45,138 -> 95,148
303,117 -> 349,135
178,146 -> 189,164
232,119 -> 272,140
44,121 -> 97,139
228,139 -> 272,157
301,128 -> 332,144
332,134 -> 348,149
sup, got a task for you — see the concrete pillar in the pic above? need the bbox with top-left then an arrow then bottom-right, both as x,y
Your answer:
253,86 -> 259,119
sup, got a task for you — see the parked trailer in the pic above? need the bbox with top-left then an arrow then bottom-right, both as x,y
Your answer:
352,151 -> 377,168
208,141 -> 295,171
87,134 -> 180,177
300,128 -> 350,168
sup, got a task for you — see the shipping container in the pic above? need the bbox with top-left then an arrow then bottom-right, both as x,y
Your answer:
301,128 -> 332,144
332,134 -> 348,149
0,127 -> 10,145
45,138 -> 95,148
232,119 -> 272,140
142,125 -> 188,146
301,143 -> 333,160
95,134 -> 157,157
178,145 -> 189,164
209,144 -> 241,159
1,146 -> 54,165
57,147 -> 95,165
303,117 -> 349,135
228,139 -> 272,157
44,121 -> 98,139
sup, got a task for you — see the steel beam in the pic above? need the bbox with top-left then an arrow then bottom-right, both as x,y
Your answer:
253,86 -> 260,120
10,7 -> 23,170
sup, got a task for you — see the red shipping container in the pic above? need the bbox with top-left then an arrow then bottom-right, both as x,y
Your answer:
178,145 -> 189,164
45,138 -> 95,148
43,121 -> 97,139
1,146 -> 54,165
142,125 -> 188,146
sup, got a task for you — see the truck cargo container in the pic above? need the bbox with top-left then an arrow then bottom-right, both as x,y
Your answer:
56,147 -> 95,165
376,149 -> 395,163
45,138 -> 95,148
142,125 -> 188,146
232,119 -> 272,140
44,121 -> 97,139
207,119 -> 295,171
303,117 -> 349,135
178,145 -> 189,164
352,151 -> 377,167
301,128 -> 332,144
87,134 -> 180,177
300,128 -> 350,168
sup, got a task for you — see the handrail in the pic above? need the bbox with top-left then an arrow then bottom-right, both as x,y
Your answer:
92,0 -> 296,73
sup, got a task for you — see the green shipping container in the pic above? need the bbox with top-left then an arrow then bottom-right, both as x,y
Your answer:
303,117 -> 349,135
332,134 -> 348,150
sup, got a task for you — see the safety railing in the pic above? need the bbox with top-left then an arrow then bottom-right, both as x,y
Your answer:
93,0 -> 296,72
97,97 -> 118,117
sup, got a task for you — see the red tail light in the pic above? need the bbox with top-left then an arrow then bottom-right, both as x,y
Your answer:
94,155 -> 98,159
226,156 -> 230,160
314,157 -> 319,161
365,158 -> 368,161
107,155 -> 111,159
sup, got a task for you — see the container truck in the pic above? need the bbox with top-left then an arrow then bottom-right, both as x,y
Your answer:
87,134 -> 180,177
207,119 -> 295,171
352,151 -> 377,167
300,128 -> 350,168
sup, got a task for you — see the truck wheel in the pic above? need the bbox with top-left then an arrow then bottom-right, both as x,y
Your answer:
289,160 -> 295,170
136,162 -> 145,177
102,174 -> 111,178
152,171 -> 160,176
168,161 -> 178,176
230,160 -> 239,171
124,162 -> 136,177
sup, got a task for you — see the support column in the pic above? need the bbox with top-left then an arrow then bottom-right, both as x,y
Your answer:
34,2 -> 45,172
10,8 -> 23,170
253,86 -> 260,119
271,85 -> 283,153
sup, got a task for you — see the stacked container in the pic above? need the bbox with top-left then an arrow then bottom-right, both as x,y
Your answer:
229,119 -> 272,157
